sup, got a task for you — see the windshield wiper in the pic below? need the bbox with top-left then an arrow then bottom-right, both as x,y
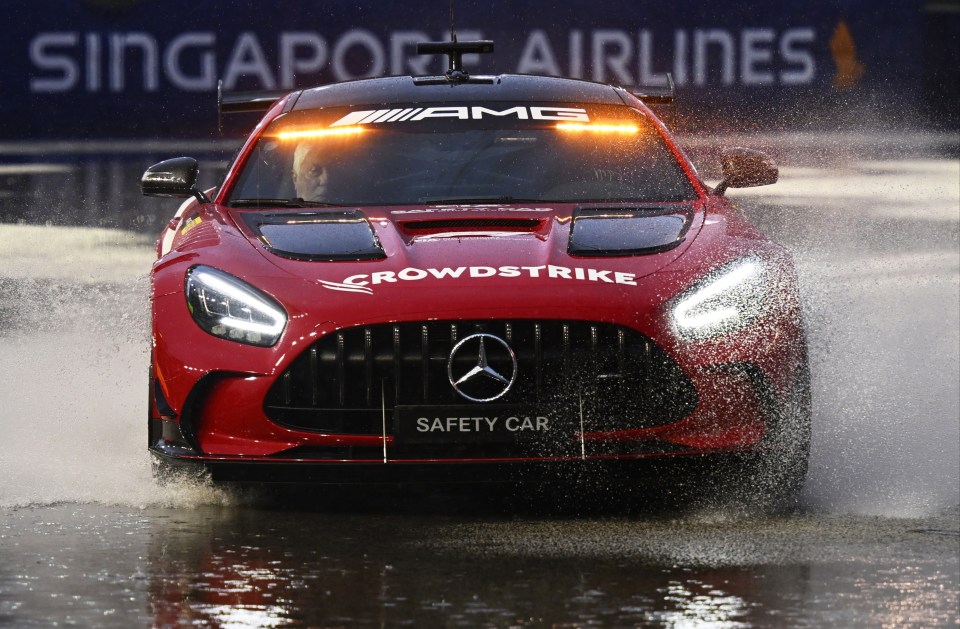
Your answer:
229,198 -> 342,208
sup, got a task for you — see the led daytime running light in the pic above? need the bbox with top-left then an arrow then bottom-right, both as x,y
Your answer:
672,257 -> 767,340
186,266 -> 287,347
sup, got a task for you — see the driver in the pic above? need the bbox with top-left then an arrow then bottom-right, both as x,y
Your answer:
292,141 -> 328,201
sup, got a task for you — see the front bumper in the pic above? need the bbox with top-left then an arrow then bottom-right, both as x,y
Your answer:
151,252 -> 807,475
149,446 -> 748,486
148,353 -> 789,481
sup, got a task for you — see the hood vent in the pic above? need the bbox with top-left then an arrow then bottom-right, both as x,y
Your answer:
241,210 -> 386,261
568,205 -> 693,257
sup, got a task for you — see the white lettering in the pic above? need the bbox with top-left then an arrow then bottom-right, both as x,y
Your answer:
416,416 -> 502,432
569,30 -> 584,78
334,106 -> 588,126
469,266 -> 497,278
330,110 -> 375,127
412,106 -> 469,121
279,32 -> 328,89
30,33 -> 79,92
85,33 -> 100,91
164,32 -> 215,91
637,30 -> 669,87
222,32 -> 275,89
28,26 -> 820,97
342,274 -> 369,286
673,29 -> 689,86
504,416 -> 548,431
428,267 -> 467,279
529,106 -> 589,121
398,267 -> 429,280
471,106 -> 529,119
370,271 -> 397,284
694,29 -> 735,86
109,32 -> 158,92
587,269 -> 613,282
741,28 -> 775,85
780,28 -> 816,85
516,30 -> 560,76
323,264 -> 640,294
592,29 -> 632,83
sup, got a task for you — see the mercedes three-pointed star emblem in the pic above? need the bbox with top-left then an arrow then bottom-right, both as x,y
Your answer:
447,333 -> 518,402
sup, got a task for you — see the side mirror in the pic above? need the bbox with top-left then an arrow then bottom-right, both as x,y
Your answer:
714,148 -> 778,196
141,157 -> 210,203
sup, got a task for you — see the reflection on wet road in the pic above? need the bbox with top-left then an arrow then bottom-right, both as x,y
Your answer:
2,503 -> 957,627
0,133 -> 957,626
0,143 -> 232,234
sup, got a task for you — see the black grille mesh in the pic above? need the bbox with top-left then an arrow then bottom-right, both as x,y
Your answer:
264,320 -> 697,437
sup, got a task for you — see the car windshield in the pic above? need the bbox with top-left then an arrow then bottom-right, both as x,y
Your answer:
225,102 -> 697,207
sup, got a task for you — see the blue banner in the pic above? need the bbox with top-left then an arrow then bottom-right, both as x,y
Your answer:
1,1 -> 929,139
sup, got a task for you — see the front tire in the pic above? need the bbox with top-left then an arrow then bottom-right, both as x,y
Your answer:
698,359 -> 812,513
752,358 -> 812,511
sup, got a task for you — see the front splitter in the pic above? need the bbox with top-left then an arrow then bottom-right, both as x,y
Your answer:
150,449 -> 742,486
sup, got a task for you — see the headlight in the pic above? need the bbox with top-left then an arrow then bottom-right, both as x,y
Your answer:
185,266 -> 287,347
671,256 -> 767,340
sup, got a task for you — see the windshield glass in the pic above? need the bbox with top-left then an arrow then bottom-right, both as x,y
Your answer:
226,102 -> 697,206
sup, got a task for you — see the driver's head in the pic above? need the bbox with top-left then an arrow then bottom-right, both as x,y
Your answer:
292,141 -> 328,201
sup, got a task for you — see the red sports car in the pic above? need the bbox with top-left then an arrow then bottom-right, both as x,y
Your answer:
143,41 -> 809,509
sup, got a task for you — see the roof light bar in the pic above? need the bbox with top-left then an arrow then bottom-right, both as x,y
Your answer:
274,126 -> 366,141
555,122 -> 640,134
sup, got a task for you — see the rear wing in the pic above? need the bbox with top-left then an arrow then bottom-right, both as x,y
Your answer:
624,73 -> 675,105
217,80 -> 296,133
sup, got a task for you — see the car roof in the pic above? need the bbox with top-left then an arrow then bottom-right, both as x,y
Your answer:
293,74 -> 627,110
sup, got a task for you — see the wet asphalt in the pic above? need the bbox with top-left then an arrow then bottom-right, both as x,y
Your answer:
1,498 -> 958,627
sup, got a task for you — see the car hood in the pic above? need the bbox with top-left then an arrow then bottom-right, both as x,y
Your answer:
230,202 -> 705,323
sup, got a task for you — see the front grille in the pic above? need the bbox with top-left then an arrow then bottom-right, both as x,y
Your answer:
264,321 -> 697,443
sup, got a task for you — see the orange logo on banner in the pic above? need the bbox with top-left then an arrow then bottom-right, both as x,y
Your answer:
831,20 -> 865,89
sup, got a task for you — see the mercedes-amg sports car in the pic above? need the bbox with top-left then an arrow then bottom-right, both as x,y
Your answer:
143,41 -> 810,509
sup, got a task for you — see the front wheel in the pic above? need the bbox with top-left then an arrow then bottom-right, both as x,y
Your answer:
754,360 -> 812,511
698,360 -> 812,514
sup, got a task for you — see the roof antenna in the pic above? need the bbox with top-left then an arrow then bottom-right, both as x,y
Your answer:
450,0 -> 457,43
416,2 -> 494,84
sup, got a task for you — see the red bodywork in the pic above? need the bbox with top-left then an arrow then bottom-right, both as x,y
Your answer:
148,78 -> 806,479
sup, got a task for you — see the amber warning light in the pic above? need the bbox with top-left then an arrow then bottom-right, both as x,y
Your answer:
274,127 -> 367,141
555,122 -> 639,134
